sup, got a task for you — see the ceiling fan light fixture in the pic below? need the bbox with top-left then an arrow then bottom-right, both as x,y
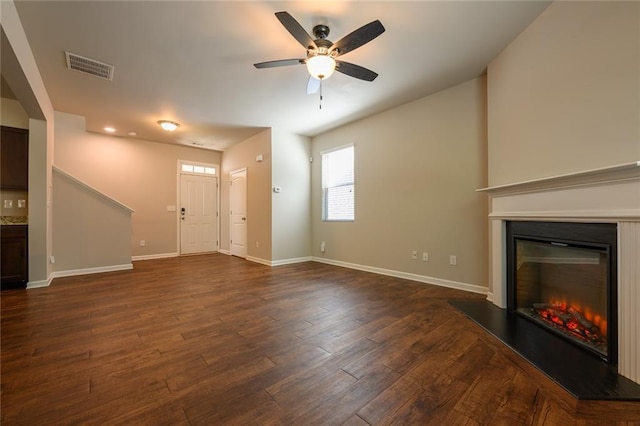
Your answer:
158,120 -> 180,132
306,55 -> 336,80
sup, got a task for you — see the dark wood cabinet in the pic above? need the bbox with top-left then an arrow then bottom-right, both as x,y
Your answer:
1,126 -> 29,190
1,225 -> 28,289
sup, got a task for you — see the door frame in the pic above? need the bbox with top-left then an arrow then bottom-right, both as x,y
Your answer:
176,160 -> 220,255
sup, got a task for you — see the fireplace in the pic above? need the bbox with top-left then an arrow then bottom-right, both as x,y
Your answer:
506,221 -> 617,363
470,162 -> 640,396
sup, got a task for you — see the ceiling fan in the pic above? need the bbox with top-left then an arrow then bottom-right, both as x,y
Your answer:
254,11 -> 385,94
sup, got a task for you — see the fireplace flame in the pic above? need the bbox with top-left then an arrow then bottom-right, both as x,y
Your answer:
534,298 -> 607,348
548,298 -> 607,337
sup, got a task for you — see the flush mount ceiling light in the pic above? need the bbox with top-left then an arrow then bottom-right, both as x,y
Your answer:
104,126 -> 116,133
158,120 -> 180,132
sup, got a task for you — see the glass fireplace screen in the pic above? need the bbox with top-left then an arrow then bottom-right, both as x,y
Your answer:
514,238 -> 609,359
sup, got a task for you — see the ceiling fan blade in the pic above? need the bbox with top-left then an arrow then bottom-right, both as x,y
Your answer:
254,59 -> 305,69
306,76 -> 320,94
275,11 -> 317,49
330,20 -> 385,56
335,60 -> 379,81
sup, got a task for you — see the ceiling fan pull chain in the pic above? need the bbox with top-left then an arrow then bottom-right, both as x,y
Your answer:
319,78 -> 323,110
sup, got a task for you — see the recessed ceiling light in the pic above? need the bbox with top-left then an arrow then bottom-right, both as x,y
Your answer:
104,126 -> 116,133
127,131 -> 137,137
158,120 -> 180,132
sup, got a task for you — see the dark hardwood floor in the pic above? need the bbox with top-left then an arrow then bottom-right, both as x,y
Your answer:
1,254 -> 639,425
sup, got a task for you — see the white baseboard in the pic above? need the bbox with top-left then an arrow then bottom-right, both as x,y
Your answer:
131,252 -> 178,262
271,256 -> 313,266
238,254 -> 487,295
27,276 -> 54,289
245,256 -> 312,267
50,263 -> 134,280
486,291 -> 494,303
219,249 -> 231,255
246,255 -> 271,266
35,253 -> 487,296
311,256 -> 488,295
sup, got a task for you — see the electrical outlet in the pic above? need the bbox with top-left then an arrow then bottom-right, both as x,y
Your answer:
320,241 -> 326,253
139,240 -> 146,247
18,200 -> 26,208
422,252 -> 429,262
3,200 -> 13,208
449,255 -> 457,266
411,250 -> 418,260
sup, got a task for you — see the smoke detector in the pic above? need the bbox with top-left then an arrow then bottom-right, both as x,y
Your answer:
65,52 -> 114,80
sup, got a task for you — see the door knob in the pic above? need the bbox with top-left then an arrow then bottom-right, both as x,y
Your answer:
242,217 -> 246,221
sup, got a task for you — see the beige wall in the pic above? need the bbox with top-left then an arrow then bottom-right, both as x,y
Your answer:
271,128 -> 311,262
487,1 -> 640,187
28,118 -> 51,283
311,77 -> 488,288
220,129 -> 272,261
53,111 -> 221,258
1,98 -> 29,128
52,170 -> 132,271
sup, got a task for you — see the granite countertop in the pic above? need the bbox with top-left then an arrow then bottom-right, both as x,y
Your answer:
1,216 -> 28,225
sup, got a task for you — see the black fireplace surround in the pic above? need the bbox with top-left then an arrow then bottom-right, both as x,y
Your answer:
506,221 -> 617,364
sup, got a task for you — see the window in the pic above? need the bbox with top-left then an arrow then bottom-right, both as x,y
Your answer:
181,162 -> 216,175
322,145 -> 354,221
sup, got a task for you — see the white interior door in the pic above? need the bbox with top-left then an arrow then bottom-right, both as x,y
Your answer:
180,174 -> 218,254
229,169 -> 247,258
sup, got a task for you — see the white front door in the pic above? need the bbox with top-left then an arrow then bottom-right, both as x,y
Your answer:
229,168 -> 247,258
180,174 -> 218,254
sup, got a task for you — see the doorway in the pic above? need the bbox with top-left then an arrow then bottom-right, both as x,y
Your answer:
179,164 -> 218,255
229,168 -> 247,258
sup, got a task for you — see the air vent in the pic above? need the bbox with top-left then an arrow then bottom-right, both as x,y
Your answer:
65,52 -> 114,80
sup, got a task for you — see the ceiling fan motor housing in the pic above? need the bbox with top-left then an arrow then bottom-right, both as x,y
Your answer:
313,24 -> 330,39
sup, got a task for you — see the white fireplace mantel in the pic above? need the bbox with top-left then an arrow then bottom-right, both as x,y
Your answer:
480,161 -> 640,384
478,161 -> 640,194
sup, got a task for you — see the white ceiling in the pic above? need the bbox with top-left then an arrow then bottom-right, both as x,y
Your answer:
11,1 -> 550,151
